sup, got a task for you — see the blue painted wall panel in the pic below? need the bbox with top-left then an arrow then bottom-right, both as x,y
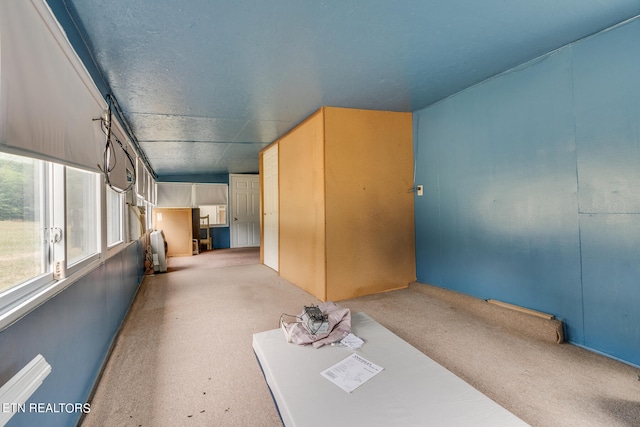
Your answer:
413,110 -> 444,285
571,19 -> 640,365
573,20 -> 640,215
580,214 -> 640,361
415,48 -> 584,341
414,17 -> 640,365
1,244 -> 142,427
211,227 -> 231,249
103,254 -> 125,335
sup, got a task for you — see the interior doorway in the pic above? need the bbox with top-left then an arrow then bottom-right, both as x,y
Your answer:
229,174 -> 260,248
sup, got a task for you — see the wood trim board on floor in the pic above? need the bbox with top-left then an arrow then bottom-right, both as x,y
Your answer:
253,312 -> 529,427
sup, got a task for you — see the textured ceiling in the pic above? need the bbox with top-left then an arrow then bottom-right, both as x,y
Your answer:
52,0 -> 640,180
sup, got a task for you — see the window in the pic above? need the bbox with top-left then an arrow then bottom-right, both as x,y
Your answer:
199,205 -> 227,226
194,183 -> 228,226
65,167 -> 99,266
0,152 -> 101,302
135,196 -> 154,235
145,200 -> 154,232
0,153 -> 47,293
134,175 -> 155,233
106,187 -> 123,247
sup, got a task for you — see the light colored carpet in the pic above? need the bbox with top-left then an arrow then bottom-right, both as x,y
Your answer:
81,248 -> 640,427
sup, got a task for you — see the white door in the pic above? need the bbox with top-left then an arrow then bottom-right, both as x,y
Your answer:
263,145 -> 279,271
230,174 -> 260,248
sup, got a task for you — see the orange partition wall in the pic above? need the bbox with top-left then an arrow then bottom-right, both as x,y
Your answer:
152,208 -> 194,257
323,107 -> 415,300
263,106 -> 416,301
277,110 -> 327,301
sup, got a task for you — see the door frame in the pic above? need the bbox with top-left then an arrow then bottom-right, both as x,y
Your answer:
229,173 -> 261,248
261,145 -> 279,271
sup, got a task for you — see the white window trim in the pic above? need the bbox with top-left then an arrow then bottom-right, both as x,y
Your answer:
53,164 -> 102,277
0,157 -> 105,332
198,204 -> 229,228
106,188 -> 126,251
0,274 -> 53,318
0,257 -> 101,332
0,239 -> 136,332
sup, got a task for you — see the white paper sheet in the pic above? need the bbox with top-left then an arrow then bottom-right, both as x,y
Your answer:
339,333 -> 364,350
320,353 -> 383,392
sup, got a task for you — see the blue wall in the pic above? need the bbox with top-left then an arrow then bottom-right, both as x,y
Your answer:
210,227 -> 231,249
414,18 -> 640,367
0,243 -> 143,427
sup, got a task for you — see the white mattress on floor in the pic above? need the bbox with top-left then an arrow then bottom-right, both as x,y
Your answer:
253,312 -> 529,427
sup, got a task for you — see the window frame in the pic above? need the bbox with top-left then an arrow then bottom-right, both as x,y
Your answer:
0,154 -> 104,331
106,186 -> 125,249
56,164 -> 101,277
198,204 -> 228,227
0,153 -> 52,297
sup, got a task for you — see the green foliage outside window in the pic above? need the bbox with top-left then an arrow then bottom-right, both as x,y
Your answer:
0,154 -> 37,221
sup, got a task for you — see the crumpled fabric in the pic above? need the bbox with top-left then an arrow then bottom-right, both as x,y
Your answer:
281,301 -> 351,348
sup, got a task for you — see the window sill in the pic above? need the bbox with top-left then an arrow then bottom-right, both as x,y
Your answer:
0,241 -> 132,333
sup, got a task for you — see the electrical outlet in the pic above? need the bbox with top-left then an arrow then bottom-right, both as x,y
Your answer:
53,261 -> 66,280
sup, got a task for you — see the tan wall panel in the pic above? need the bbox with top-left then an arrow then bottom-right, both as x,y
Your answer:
152,208 -> 193,257
278,110 -> 326,300
323,107 -> 416,300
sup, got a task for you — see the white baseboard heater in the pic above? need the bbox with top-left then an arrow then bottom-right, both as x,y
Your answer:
0,354 -> 52,426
